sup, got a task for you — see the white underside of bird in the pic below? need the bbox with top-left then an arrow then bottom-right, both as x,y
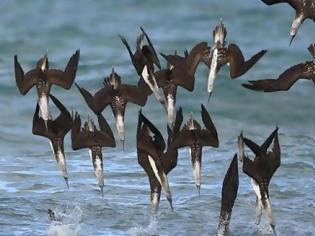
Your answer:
208,48 -> 218,94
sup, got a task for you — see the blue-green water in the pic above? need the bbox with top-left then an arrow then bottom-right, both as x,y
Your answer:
0,0 -> 314,235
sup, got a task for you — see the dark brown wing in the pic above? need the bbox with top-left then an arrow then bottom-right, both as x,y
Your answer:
261,127 -> 279,151
160,42 -> 207,92
242,63 -> 311,92
137,126 -> 163,160
119,34 -> 143,75
220,154 -> 239,216
140,26 -> 161,69
93,130 -> 116,148
138,127 -> 164,157
243,137 -> 265,157
185,42 -> 208,75
227,44 -> 267,79
136,110 -> 143,141
171,107 -> 183,140
137,112 -> 165,157
49,94 -> 72,137
75,83 -> 95,111
119,84 -> 147,106
32,103 -> 53,139
14,55 -> 37,95
160,53 -> 194,91
97,114 -> 116,147
71,112 -> 91,150
137,76 -> 153,96
119,35 -> 134,63
137,149 -> 162,192
151,69 -> 170,88
75,83 -> 112,114
140,112 -> 166,151
171,129 -> 195,149
242,155 -> 261,183
199,104 -> 219,147
89,84 -> 113,112
162,147 -> 178,174
46,50 -> 80,89
268,128 -> 281,176
163,108 -> 182,173
260,0 -> 299,8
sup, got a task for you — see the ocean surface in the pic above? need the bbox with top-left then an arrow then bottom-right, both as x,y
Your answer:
0,0 -> 314,235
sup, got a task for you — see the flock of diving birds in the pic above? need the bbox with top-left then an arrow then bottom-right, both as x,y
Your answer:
13,0 -> 314,235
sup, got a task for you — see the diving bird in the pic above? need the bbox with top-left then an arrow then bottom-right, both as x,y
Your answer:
258,0 -> 315,45
172,104 -> 219,195
217,154 -> 239,236
120,27 -> 162,97
240,127 -> 280,236
75,68 -> 147,149
15,50 -> 80,126
119,27 -> 161,76
137,108 -> 183,213
203,19 -> 267,99
158,41 -> 209,92
141,42 -> 208,127
32,94 -> 72,188
71,112 -> 116,195
243,44 -> 315,92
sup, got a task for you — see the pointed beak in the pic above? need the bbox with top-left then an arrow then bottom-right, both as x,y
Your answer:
44,119 -> 49,129
208,92 -> 212,103
166,193 -> 174,211
289,34 -> 295,47
100,185 -> 104,197
289,14 -> 304,46
196,185 -> 201,197
64,177 -> 69,189
121,140 -> 125,151
271,224 -> 277,236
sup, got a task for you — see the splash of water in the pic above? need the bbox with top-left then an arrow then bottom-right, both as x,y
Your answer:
46,205 -> 88,236
128,215 -> 159,236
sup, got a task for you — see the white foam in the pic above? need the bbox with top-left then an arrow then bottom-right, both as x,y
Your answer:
47,224 -> 82,236
47,206 -> 86,236
128,215 -> 159,236
217,213 -> 230,236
